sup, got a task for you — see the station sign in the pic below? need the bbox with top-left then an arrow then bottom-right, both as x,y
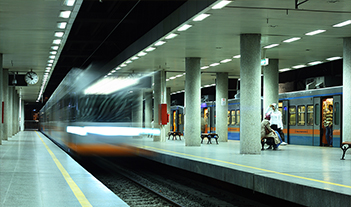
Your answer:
261,58 -> 269,66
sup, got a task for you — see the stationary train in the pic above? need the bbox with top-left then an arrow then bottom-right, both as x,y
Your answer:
40,66 -> 156,156
170,86 -> 343,147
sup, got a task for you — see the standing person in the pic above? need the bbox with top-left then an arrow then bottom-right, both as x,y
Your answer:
267,103 -> 287,145
324,104 -> 333,147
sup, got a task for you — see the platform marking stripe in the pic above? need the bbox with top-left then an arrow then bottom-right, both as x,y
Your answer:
35,132 -> 93,207
141,145 -> 351,189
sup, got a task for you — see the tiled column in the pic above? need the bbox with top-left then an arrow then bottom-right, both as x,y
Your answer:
240,34 -> 262,154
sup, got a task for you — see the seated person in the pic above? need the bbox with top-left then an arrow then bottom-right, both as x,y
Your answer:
261,114 -> 281,150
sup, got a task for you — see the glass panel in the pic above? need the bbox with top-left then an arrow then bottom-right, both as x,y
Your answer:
307,105 -> 313,126
227,111 -> 230,125
297,105 -> 305,126
178,114 -> 182,125
231,111 -> 235,125
334,102 -> 339,125
315,104 -> 320,125
289,106 -> 296,125
236,110 -> 240,125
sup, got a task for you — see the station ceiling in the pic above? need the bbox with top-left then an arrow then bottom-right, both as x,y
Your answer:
1,0 -> 350,103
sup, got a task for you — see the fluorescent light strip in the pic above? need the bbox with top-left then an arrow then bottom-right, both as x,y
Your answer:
49,55 -> 55,59
283,37 -> 301,43
220,59 -> 232,63
305,30 -> 326,36
201,66 -> 209,70
57,22 -> 67,29
210,63 -> 220,67
279,68 -> 291,72
212,0 -> 231,9
59,11 -> 71,18
155,41 -> 166,46
308,61 -> 323,65
137,51 -> 147,56
292,65 -> 306,69
145,47 -> 156,52
326,56 -> 342,61
50,51 -> 57,55
53,39 -> 61,44
64,0 -> 75,6
233,55 -> 241,58
333,20 -> 351,27
264,44 -> 279,49
177,24 -> 192,31
193,14 -> 210,21
51,46 -> 59,50
165,33 -> 178,39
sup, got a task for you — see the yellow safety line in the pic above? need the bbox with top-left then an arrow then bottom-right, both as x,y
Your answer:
141,145 -> 351,189
35,131 -> 92,207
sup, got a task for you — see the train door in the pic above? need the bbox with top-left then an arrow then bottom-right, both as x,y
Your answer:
321,97 -> 333,146
172,110 -> 177,132
279,101 -> 289,143
313,97 -> 321,146
332,95 -> 342,147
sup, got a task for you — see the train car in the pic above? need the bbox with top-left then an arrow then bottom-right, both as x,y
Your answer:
40,66 -> 156,156
174,86 -> 343,147
170,105 -> 184,135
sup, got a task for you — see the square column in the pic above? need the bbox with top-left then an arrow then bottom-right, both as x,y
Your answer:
185,57 -> 201,146
153,70 -> 167,142
216,72 -> 228,142
343,37 -> 351,142
263,59 -> 279,112
240,34 -> 262,154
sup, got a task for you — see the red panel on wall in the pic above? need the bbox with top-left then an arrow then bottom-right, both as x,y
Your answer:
158,104 -> 168,125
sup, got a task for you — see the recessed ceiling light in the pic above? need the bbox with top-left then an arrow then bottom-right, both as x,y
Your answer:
49,55 -> 55,59
201,66 -> 209,70
131,56 -> 139,60
212,0 -> 232,9
63,0 -> 75,6
305,30 -> 326,36
177,24 -> 192,31
210,63 -> 220,67
233,55 -> 241,58
308,61 -> 323,65
48,60 -> 54,63
283,37 -> 301,43
47,64 -> 52,66
333,20 -> 351,27
279,68 -> 291,72
52,39 -> 61,44
54,32 -> 64,37
51,46 -> 59,50
59,11 -> 71,18
57,22 -> 67,29
154,41 -> 166,46
137,51 -> 147,56
326,56 -> 342,61
145,47 -> 156,52
50,51 -> 57,55
125,60 -> 132,64
220,59 -> 232,63
165,33 -> 178,39
193,14 -> 210,21
264,44 -> 279,49
292,65 -> 306,69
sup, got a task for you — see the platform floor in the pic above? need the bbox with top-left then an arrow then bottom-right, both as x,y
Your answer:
130,136 -> 351,207
0,131 -> 128,207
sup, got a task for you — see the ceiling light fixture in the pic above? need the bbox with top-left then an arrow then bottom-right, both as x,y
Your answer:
177,24 -> 192,31
220,59 -> 232,63
201,66 -> 209,70
51,46 -> 59,50
279,68 -> 291,72
193,13 -> 210,21
283,37 -> 301,43
154,41 -> 166,46
308,61 -> 323,65
212,0 -> 232,9
54,32 -> 64,37
53,39 -> 61,44
165,33 -> 178,39
292,65 -> 306,69
326,56 -> 342,61
233,55 -> 241,58
264,44 -> 279,49
63,0 -> 75,6
59,11 -> 71,18
210,63 -> 220,67
145,47 -> 156,52
50,51 -> 57,55
57,22 -> 67,29
305,30 -> 326,36
333,20 -> 351,27
49,55 -> 55,59
137,51 -> 147,56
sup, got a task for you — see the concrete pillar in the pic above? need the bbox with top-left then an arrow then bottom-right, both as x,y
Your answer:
0,54 -> 2,144
132,90 -> 143,128
263,59 -> 279,114
166,87 -> 171,133
144,91 -> 153,129
8,87 -> 13,137
185,57 -> 201,146
2,69 -> 9,140
20,99 -> 24,131
343,37 -> 351,142
153,70 -> 167,142
13,89 -> 18,135
240,34 -> 262,154
216,72 -> 228,142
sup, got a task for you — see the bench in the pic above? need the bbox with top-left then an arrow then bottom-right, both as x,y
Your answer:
341,141 -> 351,160
168,131 -> 182,140
201,133 -> 219,144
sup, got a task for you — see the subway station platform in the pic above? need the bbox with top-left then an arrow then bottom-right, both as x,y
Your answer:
0,131 -> 128,207
131,136 -> 351,207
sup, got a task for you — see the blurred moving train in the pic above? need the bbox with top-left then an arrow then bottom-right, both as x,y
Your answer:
40,66 -> 157,156
171,86 -> 343,147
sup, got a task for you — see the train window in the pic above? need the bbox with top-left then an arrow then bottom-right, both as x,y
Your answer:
297,105 -> 306,126
236,110 -> 240,125
307,105 -> 313,126
178,114 -> 182,125
315,104 -> 320,125
227,111 -> 230,125
289,106 -> 296,125
231,111 -> 235,125
334,102 -> 340,125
